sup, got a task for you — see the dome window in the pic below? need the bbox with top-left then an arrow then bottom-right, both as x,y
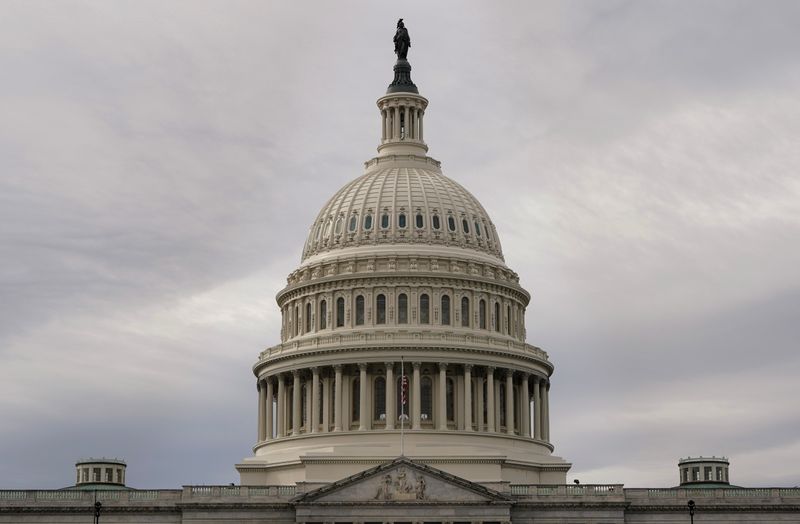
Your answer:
420,294 -> 430,324
432,214 -> 441,230
334,216 -> 343,235
381,213 -> 390,229
376,294 -> 386,324
323,218 -> 332,238
364,214 -> 373,231
447,216 -> 456,232
348,215 -> 358,233
415,213 -> 424,229
462,219 -> 470,234
319,300 -> 327,330
398,213 -> 407,229
355,295 -> 365,326
441,295 -> 451,325
336,297 -> 345,328
479,299 -> 487,329
474,221 -> 481,237
398,293 -> 408,324
461,297 -> 470,327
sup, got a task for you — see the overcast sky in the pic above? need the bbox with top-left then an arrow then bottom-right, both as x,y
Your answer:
1,1 -> 799,489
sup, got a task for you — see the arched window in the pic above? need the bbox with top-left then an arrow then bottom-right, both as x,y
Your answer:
319,300 -> 327,330
398,213 -> 407,229
479,299 -> 487,329
462,218 -> 470,234
294,305 -> 300,336
506,305 -> 511,335
381,212 -> 390,229
351,377 -> 360,424
374,377 -> 386,421
415,213 -> 424,229
419,294 -> 430,324
364,214 -> 373,231
475,220 -> 481,237
494,302 -> 501,332
441,295 -> 451,325
305,302 -> 312,333
421,376 -> 433,421
398,293 -> 408,324
322,218 -> 332,238
376,294 -> 386,324
348,215 -> 358,232
461,297 -> 470,327
446,377 -> 455,422
336,297 -> 345,328
432,214 -> 441,230
334,216 -> 343,235
447,215 -> 456,232
355,295 -> 365,326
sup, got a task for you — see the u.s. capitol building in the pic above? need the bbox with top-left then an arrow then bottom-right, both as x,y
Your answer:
1,21 -> 798,524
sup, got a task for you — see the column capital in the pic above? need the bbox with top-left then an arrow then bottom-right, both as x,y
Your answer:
505,368 -> 514,378
486,366 -> 496,375
384,361 -> 394,369
292,369 -> 300,378
311,366 -> 319,374
334,364 -> 343,372
464,363 -> 473,372
520,371 -> 530,379
412,361 -> 421,370
438,362 -> 448,371
358,362 -> 368,371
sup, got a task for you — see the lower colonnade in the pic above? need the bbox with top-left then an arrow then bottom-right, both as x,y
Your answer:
255,362 -> 550,445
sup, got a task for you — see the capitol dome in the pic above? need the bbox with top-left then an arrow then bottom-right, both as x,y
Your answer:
237,48 -> 569,486
301,163 -> 505,265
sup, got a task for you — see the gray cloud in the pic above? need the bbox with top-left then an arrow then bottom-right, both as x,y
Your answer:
0,1 -> 798,489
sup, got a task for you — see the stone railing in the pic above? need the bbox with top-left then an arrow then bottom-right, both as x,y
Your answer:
260,331 -> 549,362
625,488 -> 800,503
510,484 -> 625,500
0,486 -> 296,505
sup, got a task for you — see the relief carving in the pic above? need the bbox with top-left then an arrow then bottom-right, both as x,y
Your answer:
374,468 -> 426,501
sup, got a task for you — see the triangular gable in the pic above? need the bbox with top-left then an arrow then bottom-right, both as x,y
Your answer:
295,457 -> 512,504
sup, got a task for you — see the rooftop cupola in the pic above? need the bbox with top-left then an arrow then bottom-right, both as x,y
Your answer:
376,19 -> 429,157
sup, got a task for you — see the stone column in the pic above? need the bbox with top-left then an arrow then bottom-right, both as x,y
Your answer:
486,367 -> 496,432
464,364 -> 473,431
334,365 -> 343,432
476,376 -> 485,431
381,109 -> 386,141
257,379 -> 266,442
358,363 -> 368,431
292,370 -> 301,436
505,370 -> 515,435
438,363 -> 448,430
393,105 -> 400,139
412,362 -> 421,430
311,367 -> 320,434
265,378 -> 274,440
533,376 -> 542,440
544,380 -> 550,441
277,374 -> 286,438
418,109 -> 424,141
385,362 -> 395,430
520,373 -> 530,438
322,374 -> 330,433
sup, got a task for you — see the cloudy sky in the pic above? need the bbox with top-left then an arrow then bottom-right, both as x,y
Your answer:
1,1 -> 799,489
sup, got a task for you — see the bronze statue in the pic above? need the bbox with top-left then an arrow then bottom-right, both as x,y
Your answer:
394,18 -> 410,60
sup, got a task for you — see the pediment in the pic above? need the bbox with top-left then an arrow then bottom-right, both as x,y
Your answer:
295,458 -> 511,504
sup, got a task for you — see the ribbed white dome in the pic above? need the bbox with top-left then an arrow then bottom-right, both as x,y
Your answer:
301,160 -> 504,264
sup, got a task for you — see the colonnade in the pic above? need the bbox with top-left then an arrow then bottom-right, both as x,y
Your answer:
381,104 -> 424,142
256,362 -> 550,444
